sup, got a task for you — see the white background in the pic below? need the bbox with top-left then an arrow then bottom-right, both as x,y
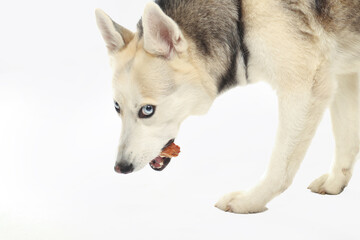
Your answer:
1,0 -> 359,239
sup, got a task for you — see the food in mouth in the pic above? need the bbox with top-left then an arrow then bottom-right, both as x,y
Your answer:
160,142 -> 180,158
150,141 -> 180,171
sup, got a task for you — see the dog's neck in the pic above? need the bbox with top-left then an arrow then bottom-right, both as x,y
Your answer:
137,0 -> 250,95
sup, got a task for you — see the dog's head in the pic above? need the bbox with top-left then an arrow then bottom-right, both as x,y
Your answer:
95,3 -> 216,173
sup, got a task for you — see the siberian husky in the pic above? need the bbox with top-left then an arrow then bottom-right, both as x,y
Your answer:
95,0 -> 360,213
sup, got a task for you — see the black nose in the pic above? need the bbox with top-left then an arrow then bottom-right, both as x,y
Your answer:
114,163 -> 134,174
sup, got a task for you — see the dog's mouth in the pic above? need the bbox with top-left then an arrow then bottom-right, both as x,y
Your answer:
149,139 -> 175,171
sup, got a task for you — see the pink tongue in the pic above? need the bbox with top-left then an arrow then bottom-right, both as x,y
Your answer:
155,156 -> 163,163
152,156 -> 163,168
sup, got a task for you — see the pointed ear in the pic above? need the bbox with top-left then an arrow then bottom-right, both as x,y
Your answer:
142,2 -> 188,58
95,9 -> 134,53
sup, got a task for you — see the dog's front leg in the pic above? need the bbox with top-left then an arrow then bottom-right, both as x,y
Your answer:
216,76 -> 334,214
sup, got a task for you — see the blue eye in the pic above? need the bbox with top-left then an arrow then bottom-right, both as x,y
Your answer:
139,105 -> 156,118
114,101 -> 120,113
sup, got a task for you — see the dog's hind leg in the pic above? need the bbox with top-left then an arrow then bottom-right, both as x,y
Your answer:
216,66 -> 335,214
309,73 -> 360,195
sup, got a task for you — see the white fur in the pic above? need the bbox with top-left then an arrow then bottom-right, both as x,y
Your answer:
308,73 -> 360,194
96,1 -> 360,214
108,42 -> 214,172
214,1 -> 360,213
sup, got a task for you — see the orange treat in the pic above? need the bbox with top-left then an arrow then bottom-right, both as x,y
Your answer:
160,143 -> 180,158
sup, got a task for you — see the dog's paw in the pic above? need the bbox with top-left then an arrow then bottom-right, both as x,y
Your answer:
308,173 -> 347,195
215,191 -> 268,214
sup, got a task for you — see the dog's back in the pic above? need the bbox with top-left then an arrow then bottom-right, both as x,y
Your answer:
281,0 -> 360,72
313,0 -> 360,33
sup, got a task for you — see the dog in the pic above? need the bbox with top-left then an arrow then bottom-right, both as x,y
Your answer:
95,0 -> 360,214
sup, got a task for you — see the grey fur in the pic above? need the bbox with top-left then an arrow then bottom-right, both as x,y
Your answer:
314,0 -> 330,18
96,0 -> 360,212
136,0 -> 360,93
138,0 -> 249,93
283,0 -> 360,34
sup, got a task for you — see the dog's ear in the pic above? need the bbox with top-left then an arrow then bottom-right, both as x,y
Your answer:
142,2 -> 188,59
95,9 -> 134,53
